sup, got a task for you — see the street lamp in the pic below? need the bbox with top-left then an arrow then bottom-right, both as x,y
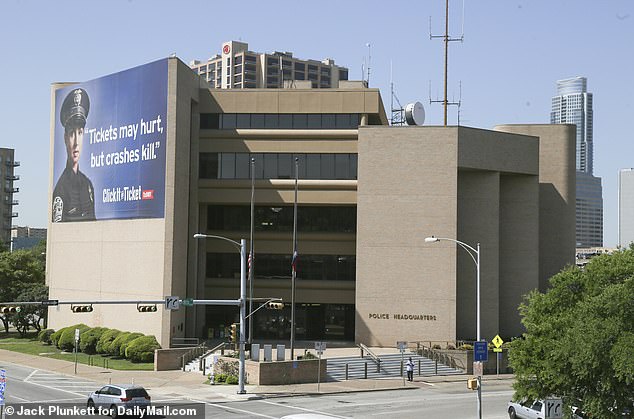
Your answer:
194,233 -> 247,394
425,235 -> 482,419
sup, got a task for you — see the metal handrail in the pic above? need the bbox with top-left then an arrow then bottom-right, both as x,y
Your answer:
199,342 -> 232,375
180,342 -> 208,371
358,343 -> 382,372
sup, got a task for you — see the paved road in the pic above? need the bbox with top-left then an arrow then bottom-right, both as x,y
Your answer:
1,361 -> 514,418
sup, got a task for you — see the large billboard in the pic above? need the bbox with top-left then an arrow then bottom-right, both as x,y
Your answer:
52,59 -> 167,222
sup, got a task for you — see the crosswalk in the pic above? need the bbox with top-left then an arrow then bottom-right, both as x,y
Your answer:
326,352 -> 464,381
23,369 -> 98,397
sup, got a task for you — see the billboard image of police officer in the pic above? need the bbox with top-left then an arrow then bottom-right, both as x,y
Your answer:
52,59 -> 167,222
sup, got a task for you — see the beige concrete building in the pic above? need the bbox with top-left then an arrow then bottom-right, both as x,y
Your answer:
47,58 -> 575,348
190,41 -> 349,89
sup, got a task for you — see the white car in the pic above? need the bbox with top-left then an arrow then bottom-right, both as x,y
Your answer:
507,399 -> 570,419
87,384 -> 151,418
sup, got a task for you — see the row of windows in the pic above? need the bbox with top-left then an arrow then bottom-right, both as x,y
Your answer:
200,153 -> 358,180
205,252 -> 356,282
200,113 -> 360,130
207,205 -> 356,233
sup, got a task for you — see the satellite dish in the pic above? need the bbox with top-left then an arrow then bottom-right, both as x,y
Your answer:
405,102 -> 425,126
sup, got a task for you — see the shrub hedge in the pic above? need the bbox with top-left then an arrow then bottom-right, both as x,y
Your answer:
125,335 -> 160,363
96,329 -> 122,354
79,327 -> 108,354
37,329 -> 55,345
37,326 -> 160,362
57,324 -> 90,352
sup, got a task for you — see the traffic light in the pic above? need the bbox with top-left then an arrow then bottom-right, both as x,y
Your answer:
230,323 -> 238,344
70,305 -> 93,313
137,304 -> 158,313
265,301 -> 284,310
0,306 -> 21,314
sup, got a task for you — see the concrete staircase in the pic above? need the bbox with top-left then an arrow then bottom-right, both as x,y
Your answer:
326,352 -> 464,381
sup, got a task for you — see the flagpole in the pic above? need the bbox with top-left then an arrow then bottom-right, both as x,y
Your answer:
290,157 -> 299,360
248,157 -> 255,344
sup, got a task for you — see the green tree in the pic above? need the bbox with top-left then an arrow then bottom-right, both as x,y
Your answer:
510,248 -> 634,417
0,247 -> 46,333
11,282 -> 49,336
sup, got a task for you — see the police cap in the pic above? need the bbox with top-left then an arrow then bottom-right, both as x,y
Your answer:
60,88 -> 90,130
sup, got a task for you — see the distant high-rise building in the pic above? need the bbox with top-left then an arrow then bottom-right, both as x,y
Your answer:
190,40 -> 349,89
551,77 -> 603,247
0,148 -> 19,247
619,168 -> 634,248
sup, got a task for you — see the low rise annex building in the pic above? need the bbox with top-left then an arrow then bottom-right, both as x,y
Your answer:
47,58 -> 575,348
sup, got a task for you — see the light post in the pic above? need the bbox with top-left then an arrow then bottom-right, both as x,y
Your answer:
425,235 -> 481,419
194,233 -> 247,394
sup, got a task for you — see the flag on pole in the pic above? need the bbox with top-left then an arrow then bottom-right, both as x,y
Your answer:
291,250 -> 298,271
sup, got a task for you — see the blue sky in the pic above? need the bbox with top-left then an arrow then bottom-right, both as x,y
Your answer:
1,0 -> 632,246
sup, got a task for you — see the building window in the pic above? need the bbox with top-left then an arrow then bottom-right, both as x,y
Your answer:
207,204 -> 357,234
201,113 -> 361,130
199,152 -> 358,180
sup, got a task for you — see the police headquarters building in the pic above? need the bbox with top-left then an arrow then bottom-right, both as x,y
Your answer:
47,57 -> 576,348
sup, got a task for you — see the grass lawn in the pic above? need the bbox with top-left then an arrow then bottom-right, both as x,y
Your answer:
0,332 -> 153,371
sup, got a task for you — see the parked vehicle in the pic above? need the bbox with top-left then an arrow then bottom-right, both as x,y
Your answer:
87,384 -> 151,418
508,398 -> 575,419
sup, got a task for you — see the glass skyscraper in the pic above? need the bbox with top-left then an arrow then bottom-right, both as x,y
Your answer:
551,77 -> 603,247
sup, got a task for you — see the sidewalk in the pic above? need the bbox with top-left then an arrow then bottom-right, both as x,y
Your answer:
0,348 -> 514,402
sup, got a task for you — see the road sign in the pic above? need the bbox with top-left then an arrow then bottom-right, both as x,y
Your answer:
41,299 -> 59,306
545,398 -> 563,419
314,341 -> 326,354
397,341 -> 407,351
492,334 -> 504,348
474,340 -> 488,362
493,347 -> 503,352
165,296 -> 180,310
182,298 -> 194,307
75,328 -> 80,342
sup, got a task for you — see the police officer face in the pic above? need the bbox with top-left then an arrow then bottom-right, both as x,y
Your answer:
64,126 -> 84,166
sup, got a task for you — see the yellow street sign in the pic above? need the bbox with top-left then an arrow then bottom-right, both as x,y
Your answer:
493,348 -> 503,352
492,334 -> 504,348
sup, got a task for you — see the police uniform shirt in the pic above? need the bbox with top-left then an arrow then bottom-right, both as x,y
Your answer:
52,165 -> 95,222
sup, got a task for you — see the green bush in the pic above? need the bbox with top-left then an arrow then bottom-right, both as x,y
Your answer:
79,327 -> 108,355
108,332 -> 131,357
49,327 -> 68,348
57,324 -> 90,352
225,375 -> 238,385
459,344 -> 473,350
116,332 -> 144,357
125,335 -> 160,363
214,373 -> 227,383
96,329 -> 122,354
37,329 -> 55,345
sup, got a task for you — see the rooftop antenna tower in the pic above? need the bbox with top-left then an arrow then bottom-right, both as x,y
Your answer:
430,0 -> 465,125
366,43 -> 371,86
390,61 -> 405,125
430,79 -> 462,125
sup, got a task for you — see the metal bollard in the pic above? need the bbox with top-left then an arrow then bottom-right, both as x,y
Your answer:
364,362 -> 368,379
435,359 -> 438,375
345,363 -> 349,380
400,360 -> 403,377
418,359 -> 421,376
377,359 -> 381,373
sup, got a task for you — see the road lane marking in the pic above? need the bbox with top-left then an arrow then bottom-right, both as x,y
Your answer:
24,369 -> 38,382
189,398 -> 277,419
258,399 -> 349,418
